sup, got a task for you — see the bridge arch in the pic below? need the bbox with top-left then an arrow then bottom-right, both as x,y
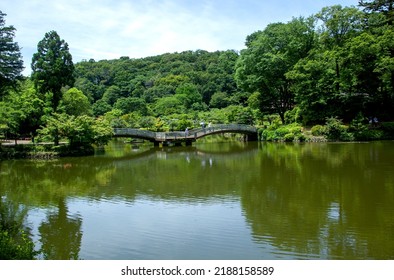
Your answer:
113,124 -> 258,146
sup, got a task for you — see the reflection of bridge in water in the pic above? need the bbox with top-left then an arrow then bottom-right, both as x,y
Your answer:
114,124 -> 258,146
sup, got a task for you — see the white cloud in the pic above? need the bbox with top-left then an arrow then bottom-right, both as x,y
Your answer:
2,0 -> 359,75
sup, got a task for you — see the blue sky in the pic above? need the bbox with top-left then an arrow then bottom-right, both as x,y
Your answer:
2,0 -> 358,75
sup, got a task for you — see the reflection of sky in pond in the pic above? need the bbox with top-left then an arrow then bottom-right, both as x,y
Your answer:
27,196 -> 279,260
327,202 -> 340,222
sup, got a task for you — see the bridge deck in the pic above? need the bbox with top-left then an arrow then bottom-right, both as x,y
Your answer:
113,124 -> 258,145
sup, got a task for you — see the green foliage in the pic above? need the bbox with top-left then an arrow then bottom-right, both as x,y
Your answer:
101,85 -> 121,105
104,109 -> 127,128
31,31 -> 75,111
0,200 -> 37,260
175,83 -> 203,109
92,100 -> 112,116
0,230 -> 36,260
359,0 -> 394,25
0,79 -> 44,139
0,11 -> 24,95
175,116 -> 194,131
3,4 -> 394,147
138,116 -> 156,130
91,117 -> 114,146
235,17 -> 315,123
323,117 -> 354,141
284,133 -> 296,142
153,96 -> 184,116
38,113 -> 113,148
209,92 -> 229,108
261,123 -> 304,142
311,125 -> 326,136
284,107 -> 302,124
114,97 -> 148,115
59,87 -> 92,116
74,50 -> 239,111
381,122 -> 394,138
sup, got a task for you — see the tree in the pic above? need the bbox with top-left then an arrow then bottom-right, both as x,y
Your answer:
359,0 -> 394,25
153,96 -> 183,116
59,87 -> 92,116
235,17 -> 315,123
209,91 -> 229,108
287,5 -> 393,123
101,85 -> 121,105
38,113 -> 113,148
31,31 -> 74,111
0,80 -> 44,142
92,99 -> 112,117
0,11 -> 24,95
174,83 -> 203,109
316,6 -> 364,94
113,97 -> 148,115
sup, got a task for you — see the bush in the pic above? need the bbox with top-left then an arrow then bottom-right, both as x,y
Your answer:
261,129 -> 277,141
324,117 -> 353,141
284,107 -> 301,124
0,200 -> 37,259
284,133 -> 295,142
0,230 -> 37,260
381,122 -> 394,139
260,123 -> 304,142
354,129 -> 384,141
298,134 -> 307,142
311,125 -> 326,136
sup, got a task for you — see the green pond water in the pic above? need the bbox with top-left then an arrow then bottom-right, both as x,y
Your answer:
1,140 -> 393,259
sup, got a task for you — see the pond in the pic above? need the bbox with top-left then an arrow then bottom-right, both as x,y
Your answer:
1,140 -> 393,259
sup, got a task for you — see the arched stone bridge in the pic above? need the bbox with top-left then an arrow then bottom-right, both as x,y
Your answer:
113,124 -> 258,146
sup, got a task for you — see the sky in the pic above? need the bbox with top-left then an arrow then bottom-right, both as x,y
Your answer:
2,0 -> 359,75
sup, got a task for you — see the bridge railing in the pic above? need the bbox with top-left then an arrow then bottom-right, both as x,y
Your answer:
114,124 -> 257,141
156,131 -> 186,141
189,124 -> 257,138
113,128 -> 156,140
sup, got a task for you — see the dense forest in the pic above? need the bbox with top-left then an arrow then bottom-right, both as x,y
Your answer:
1,1 -> 394,147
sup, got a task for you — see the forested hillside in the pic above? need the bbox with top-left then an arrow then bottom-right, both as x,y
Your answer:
74,50 -> 242,120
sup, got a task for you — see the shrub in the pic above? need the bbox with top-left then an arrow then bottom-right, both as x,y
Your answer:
296,134 -> 307,142
0,230 -> 37,260
381,122 -> 394,139
260,123 -> 304,142
354,129 -> 384,141
284,133 -> 295,142
261,129 -> 277,141
284,107 -> 301,124
311,125 -> 325,136
324,117 -> 352,141
275,127 -> 291,138
0,200 -> 37,259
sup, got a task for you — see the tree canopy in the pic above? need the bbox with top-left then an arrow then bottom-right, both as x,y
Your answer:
0,11 -> 23,95
31,31 -> 75,111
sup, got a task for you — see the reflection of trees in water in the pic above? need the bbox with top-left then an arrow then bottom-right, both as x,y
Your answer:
39,197 -> 82,260
241,142 -> 394,259
1,142 -> 393,259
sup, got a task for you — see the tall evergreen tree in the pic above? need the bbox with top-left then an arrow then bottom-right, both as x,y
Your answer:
31,31 -> 74,111
0,11 -> 24,96
359,0 -> 394,25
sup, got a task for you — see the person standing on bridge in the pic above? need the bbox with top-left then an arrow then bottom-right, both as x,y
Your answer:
185,127 -> 189,137
200,121 -> 206,133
